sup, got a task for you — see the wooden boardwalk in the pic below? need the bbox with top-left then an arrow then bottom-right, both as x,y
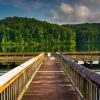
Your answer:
22,57 -> 78,100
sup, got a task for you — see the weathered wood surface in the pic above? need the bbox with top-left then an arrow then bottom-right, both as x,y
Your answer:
22,57 -> 78,100
0,52 -> 40,56
0,56 -> 33,62
63,52 -> 100,55
0,55 -> 99,62
0,52 -> 100,62
66,55 -> 100,61
0,52 -> 40,62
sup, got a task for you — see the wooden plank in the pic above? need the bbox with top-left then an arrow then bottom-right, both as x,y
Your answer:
0,56 -> 33,62
63,52 -> 100,55
22,57 -> 78,100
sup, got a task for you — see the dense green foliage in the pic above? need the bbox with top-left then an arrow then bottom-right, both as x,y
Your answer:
63,24 -> 100,51
0,17 -> 100,52
63,23 -> 100,43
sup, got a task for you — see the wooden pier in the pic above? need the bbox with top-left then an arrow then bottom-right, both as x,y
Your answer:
22,57 -> 78,100
0,52 -> 100,100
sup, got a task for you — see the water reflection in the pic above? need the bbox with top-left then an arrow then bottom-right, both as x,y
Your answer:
0,62 -> 22,75
0,43 -> 100,52
0,43 -> 76,52
77,43 -> 100,52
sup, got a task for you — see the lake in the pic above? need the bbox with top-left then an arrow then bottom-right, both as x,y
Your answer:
0,62 -> 22,76
0,43 -> 100,76
0,43 -> 100,52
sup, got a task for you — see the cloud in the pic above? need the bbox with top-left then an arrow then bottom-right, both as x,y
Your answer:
87,12 -> 100,23
60,3 -> 73,14
0,0 -> 99,24
45,2 -> 100,24
60,3 -> 91,22
0,0 -> 46,10
77,0 -> 100,8
74,5 -> 91,21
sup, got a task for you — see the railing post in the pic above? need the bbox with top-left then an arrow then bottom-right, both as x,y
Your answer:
97,88 -> 100,100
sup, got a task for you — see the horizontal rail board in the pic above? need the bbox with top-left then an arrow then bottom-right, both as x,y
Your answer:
0,52 -> 41,56
63,52 -> 100,55
0,56 -> 33,62
0,52 -> 100,56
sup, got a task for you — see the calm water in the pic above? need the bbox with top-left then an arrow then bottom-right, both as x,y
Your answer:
0,69 -> 9,76
0,62 -> 22,76
81,63 -> 100,74
0,43 -> 100,52
0,43 -> 100,75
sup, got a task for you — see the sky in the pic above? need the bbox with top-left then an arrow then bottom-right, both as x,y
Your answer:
0,0 -> 100,24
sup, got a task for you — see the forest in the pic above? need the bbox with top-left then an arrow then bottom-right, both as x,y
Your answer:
0,17 -> 100,52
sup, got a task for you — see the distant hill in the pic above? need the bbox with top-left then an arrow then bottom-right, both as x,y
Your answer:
0,17 -> 76,44
0,17 -> 100,52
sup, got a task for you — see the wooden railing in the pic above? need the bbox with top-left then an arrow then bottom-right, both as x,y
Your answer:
63,52 -> 100,55
0,53 -> 44,100
58,53 -> 100,100
0,52 -> 40,56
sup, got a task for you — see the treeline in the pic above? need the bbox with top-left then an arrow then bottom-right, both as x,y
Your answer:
0,17 -> 76,45
63,23 -> 100,44
0,17 -> 100,52
63,24 -> 100,51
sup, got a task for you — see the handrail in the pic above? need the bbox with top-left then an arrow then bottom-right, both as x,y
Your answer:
0,52 -> 100,56
0,53 -> 44,100
58,52 -> 100,100
63,52 -> 100,55
0,52 -> 40,56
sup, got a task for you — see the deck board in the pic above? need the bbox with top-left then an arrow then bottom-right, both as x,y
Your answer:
22,57 -> 78,100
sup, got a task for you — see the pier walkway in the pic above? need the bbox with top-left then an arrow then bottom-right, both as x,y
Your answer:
22,57 -> 78,100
